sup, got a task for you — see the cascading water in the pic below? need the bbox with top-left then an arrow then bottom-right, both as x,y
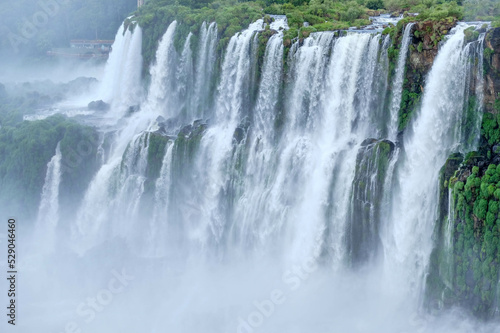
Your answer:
143,20 -> 218,122
372,34 -> 392,135
190,19 -> 264,252
388,23 -> 415,140
72,132 -> 150,252
35,143 -> 62,251
275,32 -> 389,265
461,31 -> 486,150
21,15 -> 500,333
149,141 -> 174,256
193,22 -> 218,119
348,139 -> 395,265
99,23 -> 143,117
176,33 -> 194,121
145,21 -> 178,117
385,24 -> 484,299
111,133 -> 150,239
232,27 -> 285,250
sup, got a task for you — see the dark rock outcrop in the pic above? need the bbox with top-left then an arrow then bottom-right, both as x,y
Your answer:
484,27 -> 500,114
396,19 -> 457,131
126,105 -> 140,116
87,100 -> 110,111
347,139 -> 395,266
408,19 -> 457,72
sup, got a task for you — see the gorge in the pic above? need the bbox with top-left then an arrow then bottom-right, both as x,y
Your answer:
1,3 -> 500,332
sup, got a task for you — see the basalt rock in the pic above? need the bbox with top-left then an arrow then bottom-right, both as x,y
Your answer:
348,139 -> 395,266
88,100 -> 110,111
484,28 -> 500,114
126,105 -> 140,115
397,19 -> 457,131
233,118 -> 251,145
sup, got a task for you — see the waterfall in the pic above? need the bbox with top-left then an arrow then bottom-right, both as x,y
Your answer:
425,28 -> 489,315
388,22 -> 415,140
177,33 -> 194,121
348,139 -> 394,265
275,32 -> 388,265
193,22 -> 218,119
146,21 -> 178,116
190,19 -> 264,251
70,21 -> 183,253
35,143 -> 62,251
99,23 -> 143,117
72,132 -> 150,252
65,18 -> 485,276
232,29 -> 284,249
269,32 -> 337,263
154,142 -> 174,218
99,23 -> 126,102
253,33 -> 283,137
149,141 -> 174,256
373,34 -> 392,135
461,32 -> 486,150
386,24 -> 483,297
25,15 -> 500,332
113,133 -> 150,237
214,19 -> 263,123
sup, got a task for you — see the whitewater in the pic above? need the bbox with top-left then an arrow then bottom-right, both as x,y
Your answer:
8,17 -> 500,333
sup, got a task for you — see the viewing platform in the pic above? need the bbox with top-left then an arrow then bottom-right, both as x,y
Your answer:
47,40 -> 114,60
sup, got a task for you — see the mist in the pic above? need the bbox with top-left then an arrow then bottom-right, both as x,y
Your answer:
1,0 -> 500,332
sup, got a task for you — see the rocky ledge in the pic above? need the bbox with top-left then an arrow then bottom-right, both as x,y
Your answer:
484,27 -> 500,114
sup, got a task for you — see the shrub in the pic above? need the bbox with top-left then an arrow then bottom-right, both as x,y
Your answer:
489,201 -> 498,215
365,0 -> 384,10
481,112 -> 500,146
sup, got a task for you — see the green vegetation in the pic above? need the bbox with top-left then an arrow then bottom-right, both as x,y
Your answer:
173,123 -> 207,169
425,154 -> 463,313
168,122 -> 207,215
481,112 -> 500,146
135,0 -> 373,67
146,132 -> 170,182
0,115 -> 99,221
0,84 -> 24,127
427,88 -> 500,317
272,0 -> 370,43
464,26 -> 480,43
463,0 -> 500,22
0,78 -> 98,128
134,0 -> 482,77
446,162 -> 500,317
137,0 -> 438,69
398,86 -> 422,131
136,1 -> 264,67
385,15 -> 460,132
0,78 -> 101,221
353,140 -> 393,193
144,132 -> 170,195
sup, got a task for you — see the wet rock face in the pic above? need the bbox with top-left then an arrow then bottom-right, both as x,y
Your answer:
348,139 -> 395,266
397,19 -> 458,132
486,28 -> 500,69
408,20 -> 457,74
87,100 -> 110,111
484,28 -> 500,114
